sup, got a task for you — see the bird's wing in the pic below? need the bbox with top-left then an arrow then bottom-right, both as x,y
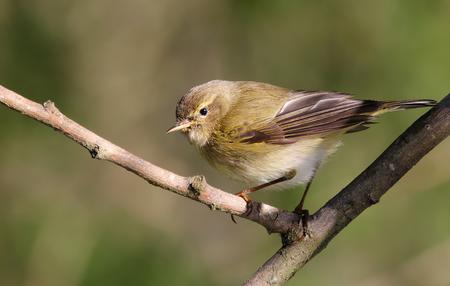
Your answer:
238,91 -> 381,145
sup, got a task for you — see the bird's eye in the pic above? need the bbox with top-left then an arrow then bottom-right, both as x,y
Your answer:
199,107 -> 208,116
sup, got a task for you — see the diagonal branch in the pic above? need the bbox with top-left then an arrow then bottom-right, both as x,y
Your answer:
245,93 -> 450,285
1,85 -> 449,286
0,85 -> 300,234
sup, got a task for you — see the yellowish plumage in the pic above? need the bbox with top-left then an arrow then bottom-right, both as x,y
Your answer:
168,80 -> 435,200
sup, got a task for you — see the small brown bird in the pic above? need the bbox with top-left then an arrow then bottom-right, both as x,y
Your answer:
167,80 -> 435,213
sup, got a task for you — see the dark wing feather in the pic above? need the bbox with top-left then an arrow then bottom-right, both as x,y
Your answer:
240,91 -> 381,145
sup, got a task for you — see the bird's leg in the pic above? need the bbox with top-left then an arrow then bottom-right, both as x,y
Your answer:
294,179 -> 312,215
294,180 -> 313,236
235,169 -> 297,202
231,170 -> 296,223
293,161 -> 321,237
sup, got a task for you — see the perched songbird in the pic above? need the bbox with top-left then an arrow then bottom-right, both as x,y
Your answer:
167,80 -> 435,213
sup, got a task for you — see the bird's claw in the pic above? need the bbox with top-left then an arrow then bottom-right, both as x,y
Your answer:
294,208 -> 310,238
235,189 -> 251,203
231,189 -> 253,223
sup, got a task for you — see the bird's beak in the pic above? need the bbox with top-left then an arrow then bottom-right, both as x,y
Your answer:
166,120 -> 192,134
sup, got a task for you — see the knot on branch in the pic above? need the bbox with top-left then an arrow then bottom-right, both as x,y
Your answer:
281,225 -> 306,246
188,175 -> 206,198
367,192 -> 380,205
87,144 -> 101,159
43,100 -> 60,114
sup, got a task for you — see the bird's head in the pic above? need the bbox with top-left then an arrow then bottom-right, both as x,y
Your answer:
167,80 -> 235,147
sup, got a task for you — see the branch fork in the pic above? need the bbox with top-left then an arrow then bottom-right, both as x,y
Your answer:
1,84 -> 448,286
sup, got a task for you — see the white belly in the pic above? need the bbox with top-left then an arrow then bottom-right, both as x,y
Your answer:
210,138 -> 341,190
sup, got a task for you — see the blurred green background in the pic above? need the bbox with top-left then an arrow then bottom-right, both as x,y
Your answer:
0,0 -> 449,285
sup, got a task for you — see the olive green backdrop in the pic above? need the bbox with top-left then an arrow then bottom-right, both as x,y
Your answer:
0,0 -> 449,285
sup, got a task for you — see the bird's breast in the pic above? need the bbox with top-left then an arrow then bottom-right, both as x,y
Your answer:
200,137 -> 340,189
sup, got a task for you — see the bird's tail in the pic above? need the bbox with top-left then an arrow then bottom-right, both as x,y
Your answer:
373,99 -> 436,115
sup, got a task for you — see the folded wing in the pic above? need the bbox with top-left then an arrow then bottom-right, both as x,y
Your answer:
239,91 -> 381,145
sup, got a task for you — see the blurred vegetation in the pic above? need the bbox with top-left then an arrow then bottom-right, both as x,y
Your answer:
0,0 -> 449,285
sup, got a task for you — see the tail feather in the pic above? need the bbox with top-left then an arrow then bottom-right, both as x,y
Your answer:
381,99 -> 436,111
346,98 -> 435,134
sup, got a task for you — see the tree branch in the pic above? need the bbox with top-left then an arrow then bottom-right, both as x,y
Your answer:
1,85 -> 449,285
245,93 -> 450,285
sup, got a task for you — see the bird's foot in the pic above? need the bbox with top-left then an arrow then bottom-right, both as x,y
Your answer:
235,189 -> 252,203
231,189 -> 253,224
294,207 -> 310,238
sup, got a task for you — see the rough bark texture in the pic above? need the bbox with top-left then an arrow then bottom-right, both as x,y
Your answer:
1,85 -> 449,285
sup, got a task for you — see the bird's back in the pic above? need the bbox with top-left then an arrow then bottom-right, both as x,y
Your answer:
219,81 -> 290,133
